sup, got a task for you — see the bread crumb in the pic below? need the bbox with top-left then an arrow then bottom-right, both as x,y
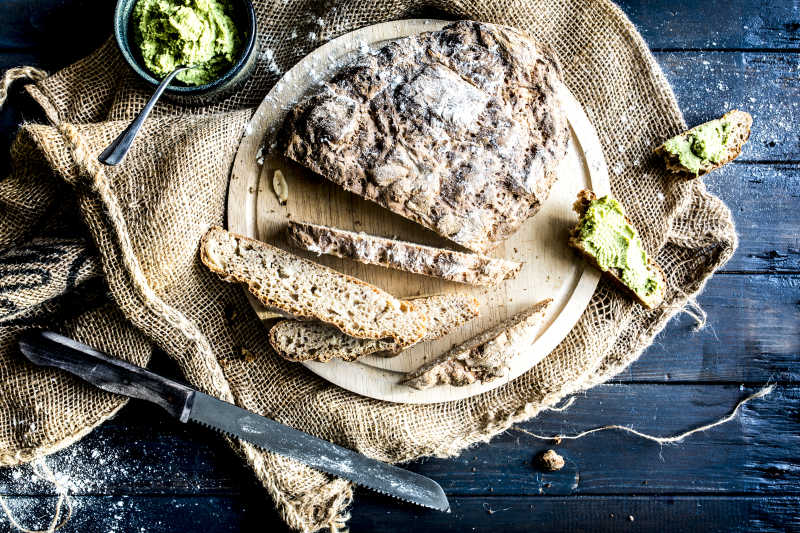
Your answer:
536,449 -> 565,471
628,515 -> 635,522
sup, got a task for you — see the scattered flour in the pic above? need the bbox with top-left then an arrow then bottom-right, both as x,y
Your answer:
0,422 -> 210,532
259,47 -> 282,76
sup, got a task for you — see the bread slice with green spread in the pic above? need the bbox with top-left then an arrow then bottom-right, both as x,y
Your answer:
568,190 -> 666,309
200,226 -> 428,347
654,110 -> 752,177
402,299 -> 552,390
269,293 -> 480,362
286,221 -> 522,287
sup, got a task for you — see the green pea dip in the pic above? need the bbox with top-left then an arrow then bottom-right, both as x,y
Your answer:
662,118 -> 732,175
132,0 -> 241,86
576,195 -> 660,299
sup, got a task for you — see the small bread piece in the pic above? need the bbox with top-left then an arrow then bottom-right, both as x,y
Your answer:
287,221 -> 522,287
568,190 -> 666,309
402,299 -> 552,390
200,226 -> 427,347
269,294 -> 480,362
654,110 -> 752,177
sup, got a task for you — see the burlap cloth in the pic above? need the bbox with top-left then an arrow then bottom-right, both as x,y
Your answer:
0,1 -> 737,531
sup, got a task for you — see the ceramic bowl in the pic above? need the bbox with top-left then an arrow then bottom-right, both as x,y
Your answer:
113,0 -> 257,106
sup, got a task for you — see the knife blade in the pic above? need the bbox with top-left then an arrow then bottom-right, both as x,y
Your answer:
18,330 -> 450,512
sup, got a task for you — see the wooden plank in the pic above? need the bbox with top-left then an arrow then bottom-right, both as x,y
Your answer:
0,495 -> 247,533
0,0 -> 111,50
617,0 -> 800,50
0,494 -> 795,533
1,384 -> 796,497
710,163 -> 800,272
415,384 -> 800,496
349,495 -> 800,533
655,52 -> 800,162
627,274 -> 800,383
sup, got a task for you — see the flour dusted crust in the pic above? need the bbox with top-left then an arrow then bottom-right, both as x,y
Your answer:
287,221 -> 522,287
200,226 -> 427,347
269,294 -> 480,362
402,299 -> 552,390
281,21 -> 569,254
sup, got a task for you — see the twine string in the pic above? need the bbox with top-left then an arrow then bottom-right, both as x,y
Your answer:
514,385 -> 774,444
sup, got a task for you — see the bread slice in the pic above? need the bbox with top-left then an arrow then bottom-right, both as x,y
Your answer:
402,299 -> 552,390
654,110 -> 752,177
286,221 -> 522,287
568,190 -> 666,309
269,294 -> 480,362
200,226 -> 427,347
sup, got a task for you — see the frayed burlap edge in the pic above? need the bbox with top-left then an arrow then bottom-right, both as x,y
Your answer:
17,105 -> 351,531
0,66 -> 139,467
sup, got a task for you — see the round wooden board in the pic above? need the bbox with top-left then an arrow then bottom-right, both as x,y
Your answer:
228,19 -> 610,404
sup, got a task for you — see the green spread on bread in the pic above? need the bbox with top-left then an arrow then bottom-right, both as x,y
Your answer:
575,195 -> 660,300
662,118 -> 733,175
132,0 -> 241,86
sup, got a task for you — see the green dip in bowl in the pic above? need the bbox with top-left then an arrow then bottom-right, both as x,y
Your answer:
114,0 -> 256,105
132,0 -> 241,86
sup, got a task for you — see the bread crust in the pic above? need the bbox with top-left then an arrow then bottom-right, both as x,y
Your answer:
654,110 -> 752,177
287,221 -> 522,287
269,294 -> 480,363
200,226 -> 427,347
402,299 -> 552,390
567,191 -> 666,309
280,20 -> 569,254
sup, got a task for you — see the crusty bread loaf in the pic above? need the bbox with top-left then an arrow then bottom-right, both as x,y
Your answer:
281,21 -> 569,254
402,299 -> 552,390
286,221 -> 522,287
567,190 -> 666,309
200,226 -> 427,347
654,110 -> 752,177
269,294 -> 480,362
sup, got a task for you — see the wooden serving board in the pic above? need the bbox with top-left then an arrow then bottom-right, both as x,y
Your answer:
228,19 -> 610,404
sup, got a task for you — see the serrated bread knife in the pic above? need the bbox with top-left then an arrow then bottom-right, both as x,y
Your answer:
18,330 -> 449,512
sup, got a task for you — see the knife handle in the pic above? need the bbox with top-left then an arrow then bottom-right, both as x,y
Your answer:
19,330 -> 194,422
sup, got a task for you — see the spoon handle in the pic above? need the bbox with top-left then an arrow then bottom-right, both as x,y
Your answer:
98,66 -> 188,166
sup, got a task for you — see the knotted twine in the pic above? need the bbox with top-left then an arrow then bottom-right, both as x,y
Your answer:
0,1 -> 741,531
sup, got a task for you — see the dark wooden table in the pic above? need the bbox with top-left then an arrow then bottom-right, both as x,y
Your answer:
1,1 -> 798,531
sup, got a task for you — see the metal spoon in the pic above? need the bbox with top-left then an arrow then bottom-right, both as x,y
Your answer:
98,65 -> 192,166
